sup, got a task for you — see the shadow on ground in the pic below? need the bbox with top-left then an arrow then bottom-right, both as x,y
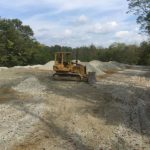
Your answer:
35,71 -> 150,138
0,68 -> 150,149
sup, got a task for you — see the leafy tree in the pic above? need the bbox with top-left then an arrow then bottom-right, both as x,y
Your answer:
138,41 -> 150,65
0,18 -> 35,66
0,18 -> 51,66
127,0 -> 150,35
1,17 -> 150,67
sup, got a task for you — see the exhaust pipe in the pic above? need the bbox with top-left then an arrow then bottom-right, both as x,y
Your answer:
76,50 -> 78,64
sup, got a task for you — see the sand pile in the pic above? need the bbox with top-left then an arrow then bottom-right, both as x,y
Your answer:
12,61 -> 55,70
41,61 -> 54,70
0,67 -> 8,71
13,77 -> 46,95
81,60 -> 125,76
1,60 -> 125,76
0,76 -> 47,150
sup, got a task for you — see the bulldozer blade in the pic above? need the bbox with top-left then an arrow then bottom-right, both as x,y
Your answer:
88,72 -> 96,84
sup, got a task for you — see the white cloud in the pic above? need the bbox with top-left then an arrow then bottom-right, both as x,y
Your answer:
109,21 -> 118,27
77,15 -> 88,23
1,0 -> 148,47
0,0 -> 127,13
64,29 -> 72,37
90,21 -> 118,34
93,23 -> 102,32
73,14 -> 88,26
115,31 -> 147,44
115,31 -> 130,38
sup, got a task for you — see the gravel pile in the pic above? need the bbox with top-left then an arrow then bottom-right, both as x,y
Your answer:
0,75 -> 48,150
12,61 -> 55,70
13,77 -> 46,96
0,65 -> 149,149
0,67 -> 8,71
41,61 -> 54,70
130,76 -> 150,87
81,60 -> 125,76
1,60 -> 125,76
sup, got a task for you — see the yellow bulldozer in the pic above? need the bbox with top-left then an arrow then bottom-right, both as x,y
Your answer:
53,52 -> 96,83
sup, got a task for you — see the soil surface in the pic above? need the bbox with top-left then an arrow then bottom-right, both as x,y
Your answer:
0,66 -> 150,150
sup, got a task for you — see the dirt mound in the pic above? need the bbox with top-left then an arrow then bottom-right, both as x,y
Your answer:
40,60 -> 125,75
42,61 -> 54,70
81,60 -> 125,76
0,65 -> 150,149
0,67 -> 8,71
27,60 -> 124,76
13,77 -> 46,95
1,60 -> 125,76
0,77 -> 47,150
12,61 -> 55,70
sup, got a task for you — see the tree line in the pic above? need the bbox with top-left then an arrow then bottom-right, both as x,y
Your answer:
57,42 -> 150,65
0,0 -> 150,67
0,18 -> 150,67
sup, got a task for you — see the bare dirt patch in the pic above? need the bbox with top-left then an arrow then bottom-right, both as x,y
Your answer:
0,66 -> 150,150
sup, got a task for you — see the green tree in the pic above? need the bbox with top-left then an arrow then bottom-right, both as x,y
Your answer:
0,18 -> 35,66
0,18 -> 51,67
127,0 -> 150,35
139,41 -> 150,65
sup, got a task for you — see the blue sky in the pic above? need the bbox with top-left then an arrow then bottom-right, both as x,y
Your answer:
0,0 -> 148,47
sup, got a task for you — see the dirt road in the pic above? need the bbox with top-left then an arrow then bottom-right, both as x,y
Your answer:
0,66 -> 150,150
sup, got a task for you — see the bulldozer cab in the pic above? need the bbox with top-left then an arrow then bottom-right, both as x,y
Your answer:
55,52 -> 72,67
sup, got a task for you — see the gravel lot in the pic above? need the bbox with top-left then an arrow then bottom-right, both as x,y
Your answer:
0,65 -> 150,150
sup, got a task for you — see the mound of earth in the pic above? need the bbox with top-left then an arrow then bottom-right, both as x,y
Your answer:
0,60 -> 126,76
0,65 -> 149,150
81,60 -> 125,76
